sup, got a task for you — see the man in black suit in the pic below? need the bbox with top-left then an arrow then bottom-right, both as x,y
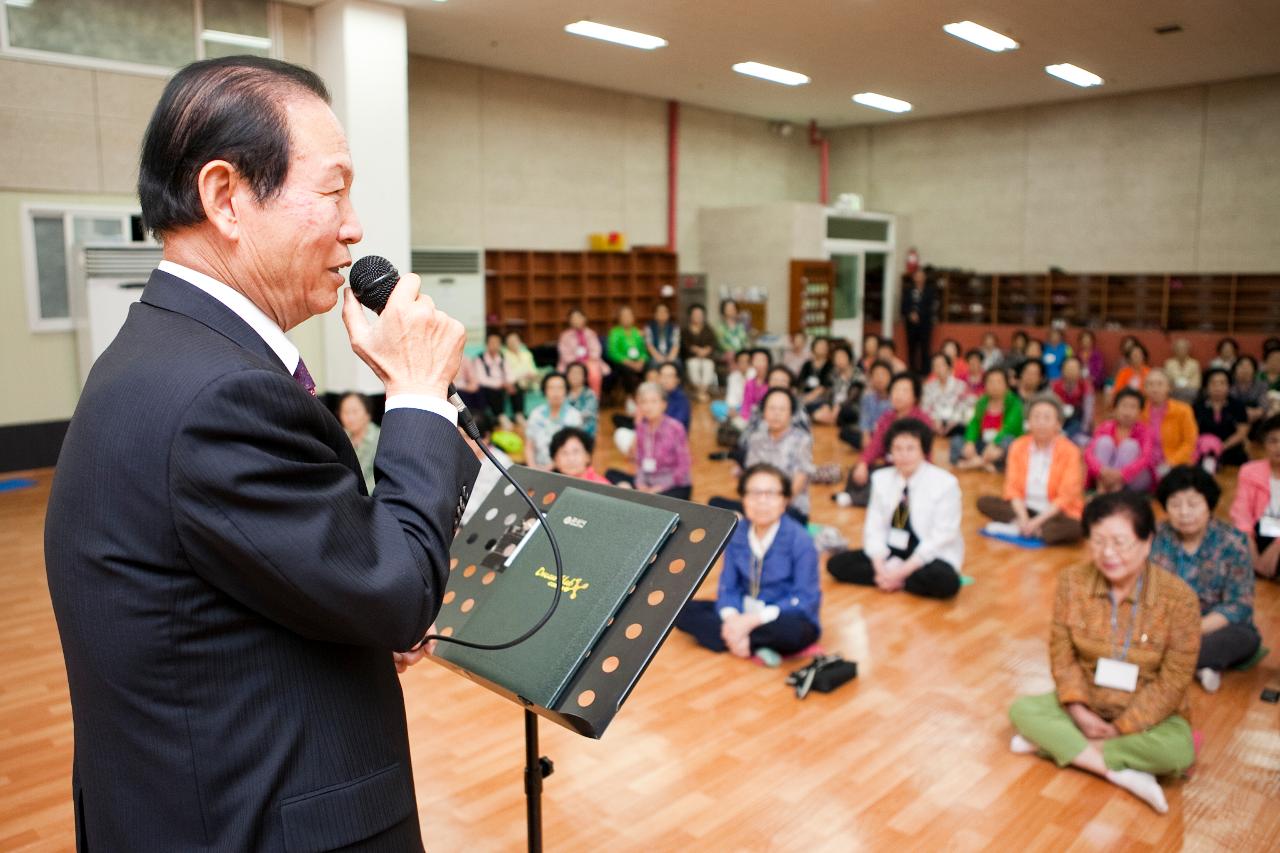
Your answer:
44,56 -> 477,851
901,267 -> 938,375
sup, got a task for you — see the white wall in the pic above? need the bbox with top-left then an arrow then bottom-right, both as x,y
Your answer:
827,74 -> 1280,274
407,55 -> 821,271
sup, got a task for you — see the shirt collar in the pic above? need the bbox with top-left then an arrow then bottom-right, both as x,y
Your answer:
157,260 -> 299,374
1089,563 -> 1152,603
748,520 -> 782,560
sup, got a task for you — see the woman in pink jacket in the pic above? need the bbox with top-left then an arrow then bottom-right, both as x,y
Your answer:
1085,388 -> 1157,493
1230,414 -> 1280,578
557,307 -> 609,397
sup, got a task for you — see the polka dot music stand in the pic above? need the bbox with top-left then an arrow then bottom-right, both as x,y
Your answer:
430,467 -> 737,852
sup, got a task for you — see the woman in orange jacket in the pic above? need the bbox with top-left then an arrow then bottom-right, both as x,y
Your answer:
1142,369 -> 1198,476
977,395 -> 1085,545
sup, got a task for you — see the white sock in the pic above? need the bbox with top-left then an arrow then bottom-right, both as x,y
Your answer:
1197,667 -> 1221,693
1106,768 -> 1168,813
1009,734 -> 1037,754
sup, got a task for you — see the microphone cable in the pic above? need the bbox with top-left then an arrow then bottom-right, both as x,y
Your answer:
347,255 -> 564,652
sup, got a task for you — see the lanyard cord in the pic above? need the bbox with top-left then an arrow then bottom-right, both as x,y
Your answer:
1109,573 -> 1145,662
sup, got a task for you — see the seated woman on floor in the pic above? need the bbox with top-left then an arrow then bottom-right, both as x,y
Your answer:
1230,414 -> 1280,579
549,426 -> 610,484
838,372 -> 933,507
953,367 -> 1023,471
828,418 -> 963,600
1194,367 -> 1251,471
1050,355 -> 1095,443
977,395 -> 1084,546
563,361 -> 599,437
809,343 -> 862,427
523,371 -> 583,471
1109,341 -> 1152,405
1151,465 -> 1263,693
557,307 -> 608,397
606,382 -> 692,501
711,388 -> 814,524
1008,491 -> 1200,814
1142,369 -> 1197,479
923,351 -> 971,438
675,463 -> 820,666
1085,388 -> 1157,494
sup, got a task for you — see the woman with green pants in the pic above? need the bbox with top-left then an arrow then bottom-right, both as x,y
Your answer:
1008,490 -> 1200,814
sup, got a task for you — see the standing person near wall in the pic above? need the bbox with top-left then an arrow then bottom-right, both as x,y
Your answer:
901,268 -> 937,375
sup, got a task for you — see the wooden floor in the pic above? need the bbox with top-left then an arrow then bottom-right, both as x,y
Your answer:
3,401 -> 1278,852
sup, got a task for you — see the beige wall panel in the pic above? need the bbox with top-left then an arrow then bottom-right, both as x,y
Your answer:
0,109 -> 101,192
278,2 -> 315,68
0,57 -> 95,115
409,57 -> 483,246
1197,75 -> 1280,272
97,117 -> 146,194
1022,87 -> 1204,273
94,71 -> 165,121
865,109 -> 1027,271
826,125 -> 871,200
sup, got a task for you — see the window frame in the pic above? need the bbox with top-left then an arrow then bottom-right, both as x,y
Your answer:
0,0 -> 282,77
20,202 -> 146,333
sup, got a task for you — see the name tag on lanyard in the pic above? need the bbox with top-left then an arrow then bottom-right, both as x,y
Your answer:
1095,657 -> 1139,692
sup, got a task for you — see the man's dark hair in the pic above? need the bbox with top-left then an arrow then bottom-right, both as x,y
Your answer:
139,56 -> 330,239
737,463 -> 792,499
1155,465 -> 1221,511
550,426 -> 595,458
1082,490 -> 1156,541
884,417 -> 934,455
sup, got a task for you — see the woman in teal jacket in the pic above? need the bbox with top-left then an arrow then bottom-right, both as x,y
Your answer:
953,368 -> 1023,471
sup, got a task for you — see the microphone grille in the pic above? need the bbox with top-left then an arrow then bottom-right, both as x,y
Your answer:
349,255 -> 399,314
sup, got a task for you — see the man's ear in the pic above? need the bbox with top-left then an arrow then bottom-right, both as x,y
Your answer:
196,160 -> 242,241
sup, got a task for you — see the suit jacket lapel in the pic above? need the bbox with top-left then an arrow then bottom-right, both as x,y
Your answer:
139,268 -> 290,378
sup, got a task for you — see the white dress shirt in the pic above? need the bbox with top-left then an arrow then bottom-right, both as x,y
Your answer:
157,260 -> 456,425
863,461 -> 964,572
1024,443 -> 1054,514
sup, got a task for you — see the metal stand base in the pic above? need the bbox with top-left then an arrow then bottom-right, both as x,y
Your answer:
523,709 -> 553,853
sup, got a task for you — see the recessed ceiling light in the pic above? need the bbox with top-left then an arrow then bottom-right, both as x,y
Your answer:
564,20 -> 667,50
1045,63 -> 1104,87
731,61 -> 810,87
852,92 -> 912,113
943,21 -> 1019,52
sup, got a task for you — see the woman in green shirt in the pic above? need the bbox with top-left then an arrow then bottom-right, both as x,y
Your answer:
714,298 -> 752,362
952,368 -> 1023,472
608,305 -> 649,396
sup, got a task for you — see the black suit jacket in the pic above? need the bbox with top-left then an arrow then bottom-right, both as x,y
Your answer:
45,269 -> 479,851
900,282 -> 938,328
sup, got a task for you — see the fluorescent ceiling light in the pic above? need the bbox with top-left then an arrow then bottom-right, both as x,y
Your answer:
5,0 -> 37,8
852,92 -> 912,113
732,61 -> 810,87
1045,63 -> 1104,87
564,20 -> 667,50
201,29 -> 272,51
943,21 -> 1019,52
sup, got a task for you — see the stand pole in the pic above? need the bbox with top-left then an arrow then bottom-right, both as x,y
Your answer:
523,709 -> 552,853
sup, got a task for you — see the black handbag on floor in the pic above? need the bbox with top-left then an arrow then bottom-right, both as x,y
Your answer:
786,654 -> 857,699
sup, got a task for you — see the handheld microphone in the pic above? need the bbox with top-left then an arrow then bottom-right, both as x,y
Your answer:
348,254 -> 564,653
349,255 -> 481,441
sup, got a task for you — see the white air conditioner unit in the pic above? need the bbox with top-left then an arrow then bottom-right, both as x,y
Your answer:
411,247 -> 485,345
69,242 -> 163,387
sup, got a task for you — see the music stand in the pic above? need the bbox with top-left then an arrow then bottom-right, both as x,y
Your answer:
430,467 -> 736,852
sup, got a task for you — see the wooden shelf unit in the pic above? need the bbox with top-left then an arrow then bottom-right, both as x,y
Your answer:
789,259 -> 835,338
484,249 -> 678,346
936,271 -> 1280,333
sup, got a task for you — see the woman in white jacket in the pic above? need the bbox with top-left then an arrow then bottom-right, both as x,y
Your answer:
827,417 -> 965,599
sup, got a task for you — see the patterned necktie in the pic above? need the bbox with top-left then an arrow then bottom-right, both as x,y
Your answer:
292,358 -> 316,396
